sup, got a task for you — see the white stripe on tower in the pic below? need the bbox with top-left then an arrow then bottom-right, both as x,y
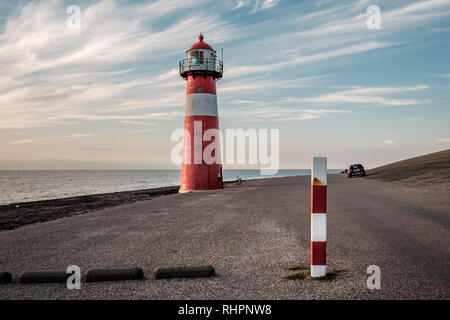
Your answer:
185,93 -> 218,117
311,156 -> 327,277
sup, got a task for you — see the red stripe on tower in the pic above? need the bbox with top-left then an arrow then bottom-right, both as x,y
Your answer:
179,34 -> 224,193
311,156 -> 327,277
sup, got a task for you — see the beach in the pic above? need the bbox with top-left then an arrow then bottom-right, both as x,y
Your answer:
0,186 -> 180,231
0,150 -> 449,299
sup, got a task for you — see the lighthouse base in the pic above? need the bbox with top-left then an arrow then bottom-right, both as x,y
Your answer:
180,163 -> 223,193
179,188 -> 222,194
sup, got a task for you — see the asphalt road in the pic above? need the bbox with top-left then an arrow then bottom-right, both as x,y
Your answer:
0,174 -> 449,299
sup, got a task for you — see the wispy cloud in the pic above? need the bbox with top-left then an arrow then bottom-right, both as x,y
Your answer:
436,138 -> 450,143
252,0 -> 281,12
220,75 -> 332,97
230,0 -> 281,12
0,0 -> 234,129
221,106 -> 351,121
429,73 -> 450,78
226,41 -> 394,78
225,0 -> 450,79
285,85 -> 431,106
383,139 -> 395,145
10,139 -> 34,145
62,133 -> 93,138
10,133 -> 93,145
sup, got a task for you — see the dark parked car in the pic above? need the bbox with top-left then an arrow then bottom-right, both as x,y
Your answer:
347,164 -> 366,178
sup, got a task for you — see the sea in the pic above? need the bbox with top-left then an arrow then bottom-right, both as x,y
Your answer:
0,169 -> 342,205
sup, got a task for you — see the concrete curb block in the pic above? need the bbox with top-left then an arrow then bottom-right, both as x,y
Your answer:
154,265 -> 215,279
85,267 -> 144,282
0,272 -> 12,284
19,271 -> 68,284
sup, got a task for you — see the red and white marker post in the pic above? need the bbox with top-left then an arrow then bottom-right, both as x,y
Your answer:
311,156 -> 327,277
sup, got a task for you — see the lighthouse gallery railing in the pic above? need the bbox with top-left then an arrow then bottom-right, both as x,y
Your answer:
179,58 -> 223,79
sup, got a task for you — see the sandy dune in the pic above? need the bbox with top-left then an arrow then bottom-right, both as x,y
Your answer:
368,149 -> 450,185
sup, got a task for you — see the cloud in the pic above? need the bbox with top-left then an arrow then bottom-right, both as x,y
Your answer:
224,0 -> 450,80
118,120 -> 158,126
291,0 -> 450,40
230,0 -> 280,12
429,73 -> 450,78
59,111 -> 182,122
221,106 -> 351,121
383,139 -> 395,145
10,139 -> 34,145
226,41 -> 394,78
10,133 -> 92,145
0,0 -> 235,130
62,133 -> 93,138
220,75 -> 332,97
436,138 -> 450,143
253,0 -> 281,12
0,0 -> 225,77
285,85 -> 431,106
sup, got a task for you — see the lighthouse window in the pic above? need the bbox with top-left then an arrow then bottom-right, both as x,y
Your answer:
193,51 -> 200,64
189,51 -> 200,64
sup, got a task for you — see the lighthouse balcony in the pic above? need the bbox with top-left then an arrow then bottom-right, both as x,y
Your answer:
179,58 -> 223,80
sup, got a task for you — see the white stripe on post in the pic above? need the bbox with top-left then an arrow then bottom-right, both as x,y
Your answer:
311,213 -> 327,241
311,265 -> 326,277
311,156 -> 327,277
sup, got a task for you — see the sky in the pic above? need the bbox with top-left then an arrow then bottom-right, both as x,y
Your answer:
0,0 -> 449,170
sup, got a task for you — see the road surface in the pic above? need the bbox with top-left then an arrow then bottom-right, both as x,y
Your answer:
0,174 -> 449,299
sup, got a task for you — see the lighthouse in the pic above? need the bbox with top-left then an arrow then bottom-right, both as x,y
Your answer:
178,34 -> 224,193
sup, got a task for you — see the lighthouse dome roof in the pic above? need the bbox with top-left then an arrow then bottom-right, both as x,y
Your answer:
189,34 -> 214,51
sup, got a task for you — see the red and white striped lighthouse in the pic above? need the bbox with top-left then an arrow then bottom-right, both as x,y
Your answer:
178,34 -> 224,193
